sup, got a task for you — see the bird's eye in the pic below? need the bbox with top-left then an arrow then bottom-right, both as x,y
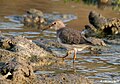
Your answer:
51,22 -> 56,26
53,22 -> 56,24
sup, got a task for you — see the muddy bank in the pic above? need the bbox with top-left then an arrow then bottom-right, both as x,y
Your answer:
0,35 -> 93,84
0,35 -> 51,61
36,73 -> 93,84
0,57 -> 36,84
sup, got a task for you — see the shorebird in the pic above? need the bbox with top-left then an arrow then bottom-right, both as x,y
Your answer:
42,20 -> 106,62
41,20 -> 93,62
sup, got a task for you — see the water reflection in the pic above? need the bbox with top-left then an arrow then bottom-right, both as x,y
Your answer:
0,22 -> 23,29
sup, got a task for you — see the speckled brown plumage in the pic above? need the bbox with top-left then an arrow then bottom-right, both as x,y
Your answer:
45,20 -> 88,45
57,28 -> 86,44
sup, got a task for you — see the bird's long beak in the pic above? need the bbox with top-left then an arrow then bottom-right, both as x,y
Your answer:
41,23 -> 55,31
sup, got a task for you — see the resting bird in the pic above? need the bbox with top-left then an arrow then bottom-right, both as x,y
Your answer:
42,20 -> 105,62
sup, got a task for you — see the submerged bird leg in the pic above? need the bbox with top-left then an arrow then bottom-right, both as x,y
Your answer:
73,48 -> 77,63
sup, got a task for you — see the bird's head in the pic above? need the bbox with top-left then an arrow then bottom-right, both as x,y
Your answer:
41,20 -> 66,31
49,20 -> 66,30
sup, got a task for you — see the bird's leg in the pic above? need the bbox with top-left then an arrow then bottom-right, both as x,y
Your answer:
63,50 -> 73,58
63,48 -> 77,63
73,48 -> 77,63
54,50 -> 73,59
54,48 -> 78,63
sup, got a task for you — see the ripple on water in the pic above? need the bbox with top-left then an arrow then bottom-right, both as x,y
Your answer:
34,71 -> 55,75
5,15 -> 23,23
44,13 -> 77,22
0,22 -> 23,29
95,72 -> 120,83
3,31 -> 40,36
21,32 -> 40,34
92,55 -> 120,65
5,13 -> 77,23
96,65 -> 116,71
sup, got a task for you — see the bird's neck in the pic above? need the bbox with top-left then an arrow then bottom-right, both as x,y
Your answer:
56,27 -> 65,32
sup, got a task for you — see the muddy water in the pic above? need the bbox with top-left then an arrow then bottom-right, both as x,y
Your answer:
0,0 -> 120,84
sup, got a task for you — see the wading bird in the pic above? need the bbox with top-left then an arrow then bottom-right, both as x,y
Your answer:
42,20 -> 106,62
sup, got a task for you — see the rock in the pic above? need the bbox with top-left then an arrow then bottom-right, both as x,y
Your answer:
88,11 -> 120,36
26,8 -> 44,17
0,35 -> 66,68
81,11 -> 120,44
82,24 -> 97,37
33,38 -> 64,53
0,57 -> 37,84
89,11 -> 108,29
0,35 -> 60,67
86,37 -> 106,46
11,36 -> 49,57
0,49 -> 20,62
22,8 -> 46,28
22,15 -> 46,28
0,72 -> 12,80
0,35 -> 50,58
37,73 -> 93,84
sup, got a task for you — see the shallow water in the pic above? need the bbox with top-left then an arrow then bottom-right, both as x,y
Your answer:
0,0 -> 120,84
